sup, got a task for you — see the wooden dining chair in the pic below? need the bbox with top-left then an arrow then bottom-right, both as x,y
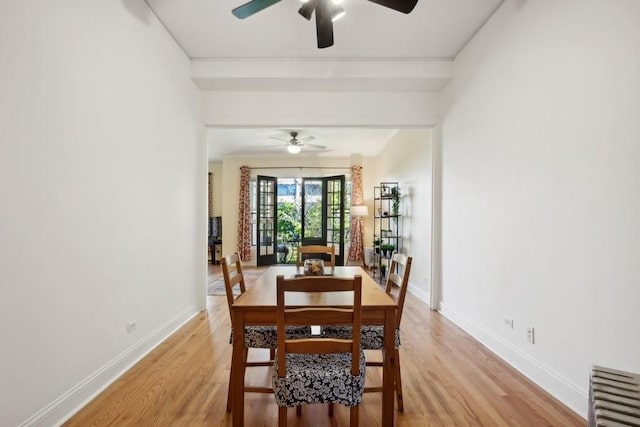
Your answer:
273,274 -> 365,427
296,245 -> 336,267
322,252 -> 413,411
221,253 -> 310,412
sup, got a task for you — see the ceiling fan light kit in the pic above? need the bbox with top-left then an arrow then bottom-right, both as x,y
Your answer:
232,0 -> 418,48
331,6 -> 345,22
268,131 -> 326,154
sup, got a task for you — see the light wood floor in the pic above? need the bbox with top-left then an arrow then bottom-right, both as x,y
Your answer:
65,265 -> 585,426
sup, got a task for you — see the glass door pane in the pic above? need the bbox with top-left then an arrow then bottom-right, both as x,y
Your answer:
301,178 -> 325,246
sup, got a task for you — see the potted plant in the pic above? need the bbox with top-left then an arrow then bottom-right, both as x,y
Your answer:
380,243 -> 395,258
380,263 -> 387,278
373,238 -> 382,254
391,187 -> 401,216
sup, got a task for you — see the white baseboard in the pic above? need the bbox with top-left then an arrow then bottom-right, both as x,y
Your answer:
408,280 -> 430,306
439,302 -> 587,419
20,304 -> 200,427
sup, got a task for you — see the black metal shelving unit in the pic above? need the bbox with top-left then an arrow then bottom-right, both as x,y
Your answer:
373,182 -> 402,282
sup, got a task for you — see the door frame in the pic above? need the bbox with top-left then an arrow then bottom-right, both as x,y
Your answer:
203,125 -> 437,310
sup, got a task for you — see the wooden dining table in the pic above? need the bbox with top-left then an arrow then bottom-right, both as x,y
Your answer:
231,265 -> 397,426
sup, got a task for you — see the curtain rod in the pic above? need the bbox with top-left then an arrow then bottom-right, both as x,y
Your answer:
247,166 -> 353,170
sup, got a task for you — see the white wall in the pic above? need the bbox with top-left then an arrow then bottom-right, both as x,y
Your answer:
375,130 -> 433,302
440,0 -> 640,417
0,2 -> 202,425
202,91 -> 441,127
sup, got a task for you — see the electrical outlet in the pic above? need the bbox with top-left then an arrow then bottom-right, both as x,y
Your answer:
504,318 -> 514,329
527,326 -> 535,344
127,320 -> 137,333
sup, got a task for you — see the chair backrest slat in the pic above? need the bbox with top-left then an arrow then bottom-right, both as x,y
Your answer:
286,339 -> 353,355
385,253 -> 413,328
276,274 -> 362,377
296,245 -> 336,267
221,252 -> 247,324
281,276 -> 352,293
286,308 -> 354,325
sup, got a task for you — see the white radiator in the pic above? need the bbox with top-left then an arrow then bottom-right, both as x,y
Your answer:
364,247 -> 375,268
589,365 -> 640,426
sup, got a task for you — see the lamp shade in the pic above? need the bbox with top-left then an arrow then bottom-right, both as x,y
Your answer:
351,205 -> 369,217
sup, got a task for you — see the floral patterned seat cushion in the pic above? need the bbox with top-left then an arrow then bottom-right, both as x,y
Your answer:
272,351 -> 366,407
321,325 -> 401,349
229,326 -> 312,349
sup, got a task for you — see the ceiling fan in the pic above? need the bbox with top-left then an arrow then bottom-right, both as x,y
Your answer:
232,0 -> 419,49
268,131 -> 326,154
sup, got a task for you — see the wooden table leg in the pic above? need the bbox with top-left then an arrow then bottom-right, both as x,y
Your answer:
232,312 -> 245,427
382,308 -> 396,426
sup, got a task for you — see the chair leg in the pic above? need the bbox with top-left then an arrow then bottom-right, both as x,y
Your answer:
226,344 -> 246,413
328,403 -> 334,417
395,348 -> 404,412
270,347 -> 276,361
232,347 -> 249,412
350,405 -> 359,427
226,364 -> 233,412
242,347 -> 249,378
278,406 -> 287,427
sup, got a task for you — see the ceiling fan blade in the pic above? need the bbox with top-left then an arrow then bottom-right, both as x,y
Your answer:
366,0 -> 418,14
315,0 -> 334,49
264,144 -> 290,149
269,135 -> 289,142
243,144 -> 285,151
298,0 -> 316,21
304,143 -> 326,150
298,135 -> 316,143
232,0 -> 281,19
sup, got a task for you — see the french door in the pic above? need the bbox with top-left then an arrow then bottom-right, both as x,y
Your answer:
256,175 -> 277,266
257,174 -> 346,266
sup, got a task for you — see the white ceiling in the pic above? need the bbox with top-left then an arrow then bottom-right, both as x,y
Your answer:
144,0 -> 503,160
208,127 -> 399,160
